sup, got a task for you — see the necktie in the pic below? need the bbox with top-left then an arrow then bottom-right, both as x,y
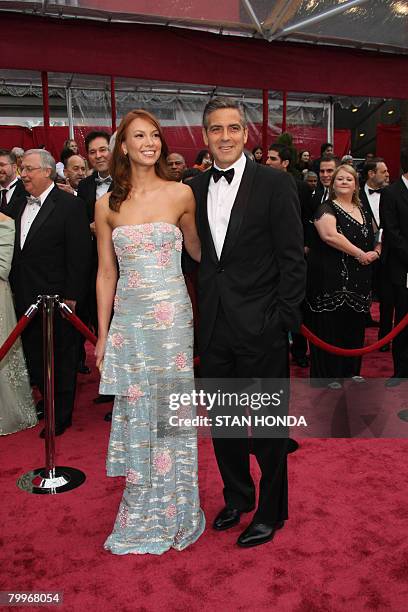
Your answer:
0,189 -> 7,211
26,195 -> 42,207
211,167 -> 235,184
95,175 -> 112,186
321,187 -> 329,203
368,188 -> 381,195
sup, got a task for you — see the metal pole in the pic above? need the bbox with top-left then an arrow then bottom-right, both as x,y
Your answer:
43,296 -> 56,477
41,71 -> 50,148
262,89 -> 269,162
327,98 -> 334,145
110,76 -> 117,133
66,87 -> 74,140
282,91 -> 287,133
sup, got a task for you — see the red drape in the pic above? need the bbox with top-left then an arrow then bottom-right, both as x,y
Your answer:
376,124 -> 401,182
334,129 -> 352,159
1,14 -> 408,99
0,125 -> 34,150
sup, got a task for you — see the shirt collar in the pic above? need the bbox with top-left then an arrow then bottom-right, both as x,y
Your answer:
4,178 -> 19,191
213,153 -> 247,184
401,174 -> 408,190
37,182 -> 55,205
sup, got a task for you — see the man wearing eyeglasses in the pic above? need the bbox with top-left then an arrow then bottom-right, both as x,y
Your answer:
0,149 -> 27,219
10,149 -> 92,437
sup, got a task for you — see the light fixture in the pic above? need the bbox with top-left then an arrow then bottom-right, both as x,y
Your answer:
387,109 -> 395,115
393,1 -> 408,16
351,107 -> 358,113
359,132 -> 365,137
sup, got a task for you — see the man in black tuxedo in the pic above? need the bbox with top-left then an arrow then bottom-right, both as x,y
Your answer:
266,143 -> 311,368
189,98 -> 306,547
10,149 -> 92,436
380,148 -> 408,387
77,131 -> 114,409
0,149 -> 27,219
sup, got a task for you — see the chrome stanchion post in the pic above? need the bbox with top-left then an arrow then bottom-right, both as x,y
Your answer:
43,295 -> 56,479
17,295 -> 86,495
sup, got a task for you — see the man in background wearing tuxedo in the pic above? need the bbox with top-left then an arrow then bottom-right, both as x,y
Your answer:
0,149 -> 27,219
189,98 -> 306,548
10,149 -> 91,436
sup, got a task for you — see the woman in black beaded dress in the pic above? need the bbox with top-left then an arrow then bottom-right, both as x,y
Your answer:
306,164 -> 380,387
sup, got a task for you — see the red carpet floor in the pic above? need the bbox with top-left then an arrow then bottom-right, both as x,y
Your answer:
1,313 -> 407,611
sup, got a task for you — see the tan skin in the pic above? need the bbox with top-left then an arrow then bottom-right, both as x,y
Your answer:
95,117 -> 201,369
0,212 -> 12,223
315,168 -> 380,266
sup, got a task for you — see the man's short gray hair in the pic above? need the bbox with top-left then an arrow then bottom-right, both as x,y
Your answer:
202,97 -> 247,130
24,148 -> 56,180
11,146 -> 24,157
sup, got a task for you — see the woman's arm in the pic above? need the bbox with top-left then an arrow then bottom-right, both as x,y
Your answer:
315,213 -> 377,265
179,186 -> 201,262
94,195 -> 118,369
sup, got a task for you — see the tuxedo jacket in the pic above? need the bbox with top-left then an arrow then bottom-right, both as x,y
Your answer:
359,187 -> 379,232
379,178 -> 408,286
10,185 -> 92,313
77,171 -> 113,223
2,179 -> 28,220
189,160 -> 306,352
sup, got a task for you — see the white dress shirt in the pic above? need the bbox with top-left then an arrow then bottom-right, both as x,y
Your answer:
401,174 -> 408,191
20,183 -> 55,248
207,153 -> 247,259
364,183 -> 381,227
96,174 -> 112,201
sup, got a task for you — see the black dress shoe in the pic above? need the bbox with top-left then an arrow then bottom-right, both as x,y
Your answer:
385,376 -> 406,388
379,343 -> 390,352
93,394 -> 114,404
213,507 -> 242,531
237,520 -> 285,548
287,439 -> 299,454
39,421 -> 72,438
104,411 -> 112,422
78,362 -> 91,374
294,356 -> 309,368
36,399 -> 44,420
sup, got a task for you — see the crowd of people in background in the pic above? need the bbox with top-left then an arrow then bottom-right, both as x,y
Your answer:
1,124 -> 408,439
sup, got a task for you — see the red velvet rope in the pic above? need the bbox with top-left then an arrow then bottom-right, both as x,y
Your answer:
0,302 -> 40,363
58,302 -> 97,345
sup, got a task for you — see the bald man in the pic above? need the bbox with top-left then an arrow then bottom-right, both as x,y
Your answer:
167,153 -> 186,182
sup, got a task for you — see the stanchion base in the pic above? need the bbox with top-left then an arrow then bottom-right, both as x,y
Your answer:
17,466 -> 86,495
397,409 -> 408,422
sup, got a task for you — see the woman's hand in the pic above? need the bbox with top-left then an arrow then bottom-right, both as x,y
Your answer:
356,250 -> 378,265
95,337 -> 107,372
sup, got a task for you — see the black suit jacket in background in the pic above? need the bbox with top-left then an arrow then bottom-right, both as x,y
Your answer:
77,171 -> 113,223
379,178 -> 408,287
10,185 -> 92,313
2,179 -> 28,220
189,160 -> 306,353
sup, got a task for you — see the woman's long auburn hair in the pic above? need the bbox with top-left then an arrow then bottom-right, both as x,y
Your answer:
329,163 -> 362,208
109,109 -> 170,211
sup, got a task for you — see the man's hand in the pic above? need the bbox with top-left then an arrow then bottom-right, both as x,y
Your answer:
90,221 -> 96,235
57,182 -> 75,195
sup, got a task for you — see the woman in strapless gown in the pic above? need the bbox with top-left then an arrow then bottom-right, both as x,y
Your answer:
95,109 -> 205,555
0,213 -> 37,435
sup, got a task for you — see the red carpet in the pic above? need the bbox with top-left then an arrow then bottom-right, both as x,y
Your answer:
1,311 -> 407,611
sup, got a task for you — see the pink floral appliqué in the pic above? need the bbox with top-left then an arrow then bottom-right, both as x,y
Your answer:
114,295 -> 120,311
110,333 -> 124,349
175,239 -> 183,252
143,241 -> 156,252
126,468 -> 141,484
128,271 -> 142,288
127,384 -> 144,405
175,352 -> 188,370
122,227 -> 143,243
118,505 -> 128,528
156,249 -> 171,267
153,302 -> 175,327
141,223 -> 154,235
165,504 -> 177,519
153,450 -> 172,475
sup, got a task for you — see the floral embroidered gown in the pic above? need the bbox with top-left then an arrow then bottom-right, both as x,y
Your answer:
100,222 -> 205,554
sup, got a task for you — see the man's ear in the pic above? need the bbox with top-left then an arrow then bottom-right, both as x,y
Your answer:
283,159 -> 290,170
202,127 -> 209,146
243,126 -> 248,145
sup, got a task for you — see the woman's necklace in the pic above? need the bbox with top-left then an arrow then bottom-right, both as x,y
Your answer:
334,199 -> 357,214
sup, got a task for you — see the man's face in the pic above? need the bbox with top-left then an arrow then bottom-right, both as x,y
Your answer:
324,145 -> 334,155
20,153 -> 52,196
306,175 -> 318,190
64,155 -> 86,189
87,137 -> 111,176
167,153 -> 186,181
369,162 -> 390,188
319,161 -> 336,187
265,149 -> 288,171
0,155 -> 17,187
202,108 -> 248,169
67,140 -> 79,154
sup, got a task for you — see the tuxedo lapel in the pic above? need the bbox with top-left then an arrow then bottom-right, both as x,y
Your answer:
220,160 -> 257,262
397,178 -> 408,206
22,186 -> 57,250
197,171 -> 218,263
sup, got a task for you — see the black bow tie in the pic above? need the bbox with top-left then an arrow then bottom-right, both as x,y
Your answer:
212,167 -> 235,184
95,175 -> 112,186
368,188 -> 382,195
